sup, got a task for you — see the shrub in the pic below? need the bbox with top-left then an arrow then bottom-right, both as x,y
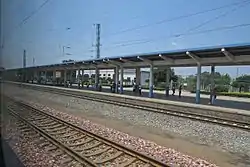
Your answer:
190,91 -> 250,98
215,85 -> 229,92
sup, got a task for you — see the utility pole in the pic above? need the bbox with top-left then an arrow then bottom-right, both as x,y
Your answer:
94,23 -> 101,89
95,23 -> 101,59
23,49 -> 26,68
236,67 -> 239,77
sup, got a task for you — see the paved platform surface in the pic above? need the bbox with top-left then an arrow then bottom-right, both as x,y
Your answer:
70,84 -> 250,111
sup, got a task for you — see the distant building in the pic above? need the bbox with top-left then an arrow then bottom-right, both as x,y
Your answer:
78,69 -> 149,85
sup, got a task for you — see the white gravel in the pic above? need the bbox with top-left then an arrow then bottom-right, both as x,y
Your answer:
2,113 -> 60,167
3,84 -> 250,166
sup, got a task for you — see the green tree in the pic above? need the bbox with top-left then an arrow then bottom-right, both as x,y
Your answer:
185,71 -> 232,92
153,67 -> 178,86
232,75 -> 250,92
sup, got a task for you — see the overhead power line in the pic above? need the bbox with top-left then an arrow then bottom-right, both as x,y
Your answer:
102,0 -> 250,38
103,0 -> 250,50
102,23 -> 250,50
186,0 -> 250,33
18,0 -> 51,27
2,0 -> 52,47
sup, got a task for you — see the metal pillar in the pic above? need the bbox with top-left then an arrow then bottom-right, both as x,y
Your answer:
77,68 -> 81,88
135,67 -> 141,85
135,67 -> 141,93
196,64 -> 201,104
64,70 -> 67,87
149,64 -> 154,98
70,70 -> 73,87
95,68 -> 99,90
120,66 -> 124,94
165,67 -> 170,96
115,66 -> 119,93
81,69 -> 84,88
33,70 -> 37,83
37,71 -> 41,83
210,65 -> 215,104
52,70 -> 56,85
44,71 -> 47,84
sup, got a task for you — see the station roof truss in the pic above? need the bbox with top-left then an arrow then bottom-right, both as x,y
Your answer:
5,43 -> 250,72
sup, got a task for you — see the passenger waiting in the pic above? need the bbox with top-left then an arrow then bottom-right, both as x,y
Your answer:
138,84 -> 142,95
172,86 -> 176,96
110,82 -> 113,92
112,82 -> 116,93
179,85 -> 182,98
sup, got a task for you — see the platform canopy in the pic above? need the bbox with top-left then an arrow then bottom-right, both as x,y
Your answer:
6,43 -> 250,71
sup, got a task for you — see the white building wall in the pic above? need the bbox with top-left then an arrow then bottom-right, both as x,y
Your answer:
81,69 -> 149,85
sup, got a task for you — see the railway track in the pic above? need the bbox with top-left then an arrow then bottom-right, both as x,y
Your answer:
17,83 -> 250,131
5,96 -> 168,167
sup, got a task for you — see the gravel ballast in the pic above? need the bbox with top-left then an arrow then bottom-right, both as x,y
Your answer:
3,84 -> 250,166
2,113 -> 60,167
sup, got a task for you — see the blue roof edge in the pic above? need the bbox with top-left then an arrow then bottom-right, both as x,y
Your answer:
8,42 -> 250,70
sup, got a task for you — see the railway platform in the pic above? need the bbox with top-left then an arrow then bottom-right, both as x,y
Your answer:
69,84 -> 250,111
4,81 -> 250,116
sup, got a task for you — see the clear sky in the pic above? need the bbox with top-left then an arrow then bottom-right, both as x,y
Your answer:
1,0 -> 250,78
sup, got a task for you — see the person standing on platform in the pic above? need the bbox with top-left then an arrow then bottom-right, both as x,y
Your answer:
178,84 -> 182,98
138,84 -> 142,95
209,87 -> 217,104
110,82 -> 113,92
172,85 -> 176,96
112,82 -> 116,93
212,87 -> 217,104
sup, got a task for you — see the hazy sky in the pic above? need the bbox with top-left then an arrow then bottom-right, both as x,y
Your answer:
1,0 -> 250,77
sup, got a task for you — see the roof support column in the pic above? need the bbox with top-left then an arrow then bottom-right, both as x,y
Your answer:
120,66 -> 124,94
95,67 -> 99,90
149,64 -> 154,98
196,64 -> 201,104
64,70 -> 67,87
136,67 -> 141,85
33,70 -> 38,83
115,66 -> 119,93
69,70 -> 73,87
77,68 -> 81,88
37,71 -> 41,84
52,70 -> 56,85
186,51 -> 202,104
44,71 -> 47,84
81,69 -> 84,88
135,67 -> 141,93
165,67 -> 171,96
210,65 -> 215,105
